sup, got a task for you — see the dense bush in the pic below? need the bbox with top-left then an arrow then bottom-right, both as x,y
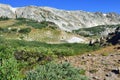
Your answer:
0,45 -> 22,80
27,21 -> 48,29
24,62 -> 88,80
0,57 -> 22,80
11,28 -> 17,32
14,49 -> 53,65
0,27 -> 9,33
0,27 -> 31,34
18,28 -> 31,34
16,18 -> 27,21
0,16 -> 9,21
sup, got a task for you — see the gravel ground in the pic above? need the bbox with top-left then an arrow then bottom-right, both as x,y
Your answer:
59,46 -> 120,80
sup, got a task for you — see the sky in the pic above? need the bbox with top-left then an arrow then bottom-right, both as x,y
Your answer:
0,0 -> 120,13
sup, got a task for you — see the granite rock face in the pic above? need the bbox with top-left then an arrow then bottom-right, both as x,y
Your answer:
0,4 -> 16,18
0,3 -> 120,31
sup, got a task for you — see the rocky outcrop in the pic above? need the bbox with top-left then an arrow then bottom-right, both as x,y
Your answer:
0,4 -> 16,18
0,3 -> 120,31
89,27 -> 120,46
107,27 -> 120,45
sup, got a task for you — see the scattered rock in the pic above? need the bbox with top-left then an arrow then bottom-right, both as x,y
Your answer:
92,76 -> 99,80
111,68 -> 119,74
81,56 -> 85,59
59,46 -> 120,80
87,54 -> 92,56
106,72 -> 112,77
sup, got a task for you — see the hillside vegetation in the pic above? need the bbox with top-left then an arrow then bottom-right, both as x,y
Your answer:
73,24 -> 120,37
0,18 -> 86,43
0,37 -> 100,80
0,17 -> 99,80
0,4 -> 120,80
1,17 -> 119,80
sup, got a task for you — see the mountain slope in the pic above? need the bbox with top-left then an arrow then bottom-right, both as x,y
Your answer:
0,3 -> 120,31
0,18 -> 87,43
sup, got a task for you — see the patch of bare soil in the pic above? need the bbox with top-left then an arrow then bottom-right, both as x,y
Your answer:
59,45 -> 120,80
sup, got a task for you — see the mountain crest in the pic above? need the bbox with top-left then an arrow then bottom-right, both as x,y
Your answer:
0,3 -> 120,31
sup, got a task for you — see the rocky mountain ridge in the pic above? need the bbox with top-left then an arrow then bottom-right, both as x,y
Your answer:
0,3 -> 120,31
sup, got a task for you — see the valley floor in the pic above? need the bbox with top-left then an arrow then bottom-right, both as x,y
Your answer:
59,45 -> 120,80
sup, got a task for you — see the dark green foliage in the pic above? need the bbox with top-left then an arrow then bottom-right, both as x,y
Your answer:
0,44 -> 22,80
9,18 -> 57,29
73,24 -> 120,37
0,57 -> 22,80
52,48 -> 74,57
14,49 -> 53,65
24,62 -> 88,80
0,27 -> 9,33
16,18 -> 27,21
18,28 -> 31,34
49,26 -> 57,29
0,27 -> 31,34
89,69 -> 98,73
11,28 -> 17,32
0,16 -> 9,21
28,21 -> 48,29
26,20 -> 57,29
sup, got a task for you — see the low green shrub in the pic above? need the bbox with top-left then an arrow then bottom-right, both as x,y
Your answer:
11,28 -> 17,32
24,62 -> 88,80
0,16 -> 9,21
16,18 -> 27,21
14,49 -> 52,65
53,48 -> 74,57
18,28 -> 31,34
0,57 -> 22,80
0,28 -> 9,33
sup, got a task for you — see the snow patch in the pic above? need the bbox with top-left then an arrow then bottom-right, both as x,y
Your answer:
10,7 -> 17,13
66,37 -> 85,43
103,14 -> 107,16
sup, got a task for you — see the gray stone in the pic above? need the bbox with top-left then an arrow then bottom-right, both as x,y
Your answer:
106,73 -> 112,77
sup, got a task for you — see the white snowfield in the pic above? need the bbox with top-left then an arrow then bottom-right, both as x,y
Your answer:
66,37 -> 85,43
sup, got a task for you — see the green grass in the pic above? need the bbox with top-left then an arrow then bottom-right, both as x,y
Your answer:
0,38 -> 100,55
